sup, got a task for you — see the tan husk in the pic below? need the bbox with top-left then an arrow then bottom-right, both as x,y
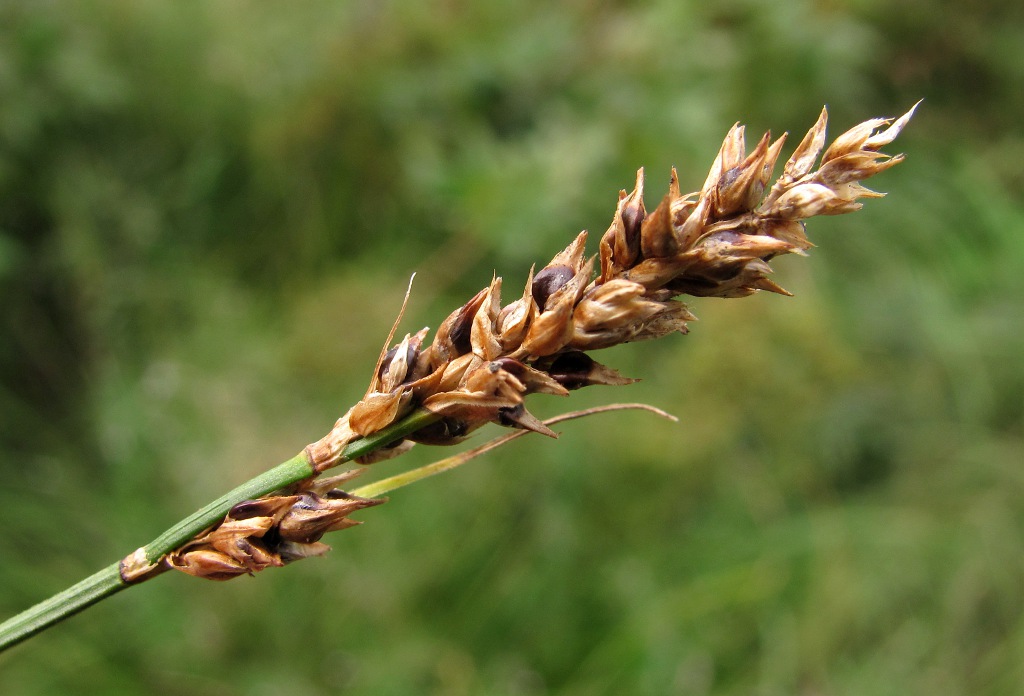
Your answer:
167,103 -> 917,580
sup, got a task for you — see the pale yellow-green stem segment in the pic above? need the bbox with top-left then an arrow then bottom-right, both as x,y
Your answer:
353,403 -> 676,498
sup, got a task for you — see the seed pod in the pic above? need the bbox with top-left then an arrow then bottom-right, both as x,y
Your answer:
640,192 -> 678,259
490,357 -> 568,396
210,536 -> 281,573
169,548 -> 251,581
783,106 -> 829,182
763,220 -> 812,252
599,169 -> 646,281
168,515 -> 284,580
420,360 -> 534,436
519,256 -> 594,357
447,352 -> 483,387
229,496 -> 299,522
531,265 -> 575,310
532,351 -> 637,390
714,132 -> 771,217
497,268 -> 538,351
276,541 -> 332,564
768,183 -> 852,219
471,276 -> 503,361
430,287 -> 490,364
462,360 -> 528,403
498,404 -> 558,438
570,279 -> 664,350
760,107 -> 829,210
377,328 -> 429,391
759,133 -> 788,190
816,151 -> 905,195
629,301 -> 697,342
546,230 -> 589,271
673,194 -> 712,252
277,491 -> 384,544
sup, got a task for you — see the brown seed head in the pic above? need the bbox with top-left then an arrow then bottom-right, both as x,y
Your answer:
169,104 -> 916,581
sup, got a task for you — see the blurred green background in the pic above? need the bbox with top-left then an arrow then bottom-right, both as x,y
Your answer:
2,0 -> 1022,694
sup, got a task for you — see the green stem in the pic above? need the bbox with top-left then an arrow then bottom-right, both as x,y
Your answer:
0,563 -> 124,654
143,452 -> 313,565
0,408 -> 440,654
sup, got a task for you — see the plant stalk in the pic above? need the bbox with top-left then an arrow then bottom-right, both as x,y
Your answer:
0,408 -> 440,654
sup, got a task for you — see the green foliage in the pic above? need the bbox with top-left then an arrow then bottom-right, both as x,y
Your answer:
2,0 -> 1023,693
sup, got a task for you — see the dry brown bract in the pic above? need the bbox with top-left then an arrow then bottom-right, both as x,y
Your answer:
165,470 -> 383,580
169,103 -> 916,580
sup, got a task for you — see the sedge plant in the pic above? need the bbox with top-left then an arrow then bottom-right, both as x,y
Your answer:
0,103 -> 917,653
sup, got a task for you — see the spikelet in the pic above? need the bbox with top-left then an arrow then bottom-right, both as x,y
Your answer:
167,470 -> 384,580
309,102 -> 917,456
166,104 -> 916,580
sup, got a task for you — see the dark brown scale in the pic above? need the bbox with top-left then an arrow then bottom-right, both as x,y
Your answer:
621,201 -> 646,245
491,357 -> 526,379
666,274 -> 733,297
535,351 -> 597,390
229,500 -> 268,519
449,306 -> 476,355
377,342 -> 419,383
666,263 -> 745,297
719,165 -> 742,191
408,417 -> 470,445
532,265 -> 575,309
497,404 -> 526,427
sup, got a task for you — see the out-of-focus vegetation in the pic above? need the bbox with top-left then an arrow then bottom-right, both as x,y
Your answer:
2,0 -> 1022,693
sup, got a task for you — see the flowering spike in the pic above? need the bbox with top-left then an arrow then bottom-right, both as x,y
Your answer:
166,104 -> 915,583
